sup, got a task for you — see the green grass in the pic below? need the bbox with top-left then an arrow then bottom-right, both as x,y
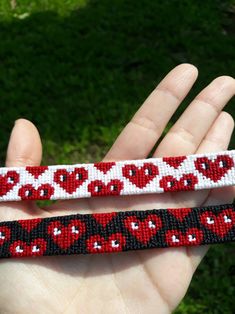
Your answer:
0,0 -> 234,312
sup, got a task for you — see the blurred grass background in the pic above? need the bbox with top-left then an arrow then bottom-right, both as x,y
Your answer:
0,0 -> 234,312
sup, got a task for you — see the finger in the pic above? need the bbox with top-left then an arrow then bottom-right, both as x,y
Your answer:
6,119 -> 42,167
196,111 -> 234,153
154,76 -> 235,157
200,112 -> 235,206
197,112 -> 235,206
1,119 -> 43,221
187,112 -> 234,270
104,63 -> 198,161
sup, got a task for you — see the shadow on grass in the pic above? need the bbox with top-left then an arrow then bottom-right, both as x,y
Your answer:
0,0 -> 234,164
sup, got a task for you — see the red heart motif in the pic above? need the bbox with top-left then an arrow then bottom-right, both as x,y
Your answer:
88,179 -> 123,196
122,163 -> 159,188
54,168 -> 88,194
92,212 -> 117,227
18,218 -> 42,232
163,156 -> 186,169
18,184 -> 54,200
0,171 -> 19,197
165,228 -> 203,247
0,226 -> 11,246
200,209 -> 235,237
86,233 -> 126,253
195,155 -> 234,182
167,207 -> 192,222
26,166 -> 48,178
159,174 -> 198,192
9,238 -> 47,257
94,162 -> 116,174
48,219 -> 86,250
124,214 -> 162,244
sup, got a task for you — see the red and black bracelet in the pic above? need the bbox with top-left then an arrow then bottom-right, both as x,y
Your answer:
0,204 -> 234,258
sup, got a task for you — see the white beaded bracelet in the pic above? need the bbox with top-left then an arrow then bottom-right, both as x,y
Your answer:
0,150 -> 234,202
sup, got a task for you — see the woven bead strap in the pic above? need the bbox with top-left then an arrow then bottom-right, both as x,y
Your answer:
0,204 -> 234,258
0,150 -> 234,202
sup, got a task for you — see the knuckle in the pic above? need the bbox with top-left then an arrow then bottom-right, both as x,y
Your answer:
170,127 -> 197,149
155,85 -> 181,102
130,117 -> 161,137
9,156 -> 37,167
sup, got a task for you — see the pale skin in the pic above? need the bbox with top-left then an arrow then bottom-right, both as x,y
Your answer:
0,64 -> 235,314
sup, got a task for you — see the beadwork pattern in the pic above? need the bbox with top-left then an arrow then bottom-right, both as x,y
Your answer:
0,150 -> 234,202
0,204 -> 234,258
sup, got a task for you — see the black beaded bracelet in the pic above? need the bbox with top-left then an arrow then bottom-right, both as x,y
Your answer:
0,203 -> 234,258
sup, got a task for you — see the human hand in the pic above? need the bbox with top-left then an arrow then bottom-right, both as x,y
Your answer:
0,64 -> 234,313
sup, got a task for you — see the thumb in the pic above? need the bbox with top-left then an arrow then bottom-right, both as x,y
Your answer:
6,119 -> 42,167
1,119 -> 43,220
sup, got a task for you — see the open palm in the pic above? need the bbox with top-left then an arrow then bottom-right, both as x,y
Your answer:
0,64 -> 234,314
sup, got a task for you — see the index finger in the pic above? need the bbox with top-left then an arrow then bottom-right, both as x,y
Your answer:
104,64 -> 198,161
